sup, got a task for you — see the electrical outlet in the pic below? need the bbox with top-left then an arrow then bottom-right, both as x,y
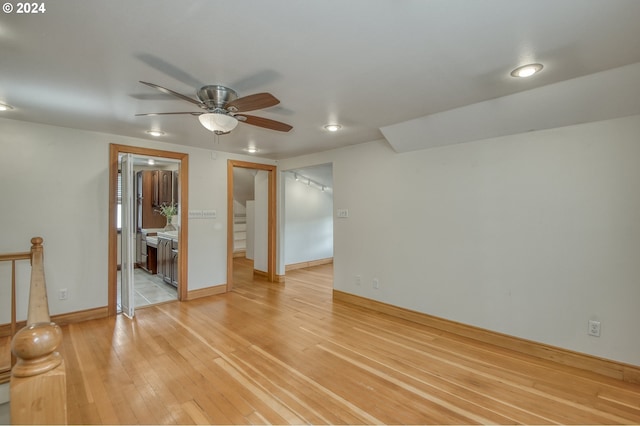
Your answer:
588,320 -> 601,337
58,288 -> 68,300
355,275 -> 361,286
337,209 -> 349,218
373,278 -> 380,289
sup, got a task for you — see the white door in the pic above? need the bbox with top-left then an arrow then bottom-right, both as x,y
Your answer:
120,153 -> 135,318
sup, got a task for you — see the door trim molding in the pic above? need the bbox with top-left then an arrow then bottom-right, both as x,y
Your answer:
227,160 -> 277,290
108,144 -> 189,316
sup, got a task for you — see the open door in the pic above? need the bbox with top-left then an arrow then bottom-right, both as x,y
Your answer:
109,143 -> 189,316
227,160 -> 278,290
120,153 -> 135,318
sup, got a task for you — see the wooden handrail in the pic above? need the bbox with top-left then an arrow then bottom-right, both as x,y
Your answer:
10,237 -> 67,424
0,252 -> 32,261
0,248 -> 31,381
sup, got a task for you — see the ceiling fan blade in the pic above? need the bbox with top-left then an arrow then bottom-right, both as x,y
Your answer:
237,114 -> 292,132
227,93 -> 280,112
139,81 -> 203,107
135,112 -> 202,116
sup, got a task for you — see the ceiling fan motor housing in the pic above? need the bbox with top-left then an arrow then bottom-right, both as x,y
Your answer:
197,85 -> 238,110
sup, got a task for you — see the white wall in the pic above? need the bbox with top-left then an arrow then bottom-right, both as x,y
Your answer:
233,200 -> 246,215
4,114 -> 640,367
283,171 -> 333,265
0,117 -> 274,318
246,200 -> 255,260
279,114 -> 640,366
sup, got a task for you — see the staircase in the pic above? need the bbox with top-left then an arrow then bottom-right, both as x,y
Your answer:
233,213 -> 247,257
1,237 -> 67,424
0,246 -> 31,384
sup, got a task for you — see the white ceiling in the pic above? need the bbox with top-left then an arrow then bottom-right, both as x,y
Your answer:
2,0 -> 640,159
286,164 -> 333,188
233,163 -> 333,207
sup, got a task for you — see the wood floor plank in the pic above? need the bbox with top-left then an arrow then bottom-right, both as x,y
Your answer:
181,400 -> 212,425
238,345 -> 371,424
57,258 -> 640,424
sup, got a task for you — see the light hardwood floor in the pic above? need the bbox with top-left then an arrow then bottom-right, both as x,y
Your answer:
60,258 -> 640,424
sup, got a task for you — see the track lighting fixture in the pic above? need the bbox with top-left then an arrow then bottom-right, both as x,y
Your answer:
287,171 -> 330,192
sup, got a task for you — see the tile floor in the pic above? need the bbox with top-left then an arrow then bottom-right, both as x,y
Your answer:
117,268 -> 177,310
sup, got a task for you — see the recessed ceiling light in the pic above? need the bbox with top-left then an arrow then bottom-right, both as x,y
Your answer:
0,103 -> 14,111
324,124 -> 342,132
510,63 -> 543,78
146,130 -> 165,137
243,147 -> 259,154
147,159 -> 155,165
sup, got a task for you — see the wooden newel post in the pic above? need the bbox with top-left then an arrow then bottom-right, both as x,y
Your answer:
10,237 -> 67,425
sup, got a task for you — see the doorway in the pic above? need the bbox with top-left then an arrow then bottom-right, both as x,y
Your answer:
282,163 -> 334,272
108,144 -> 189,316
226,160 -> 277,290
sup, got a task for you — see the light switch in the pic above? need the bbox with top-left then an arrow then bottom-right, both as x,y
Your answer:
337,209 -> 349,218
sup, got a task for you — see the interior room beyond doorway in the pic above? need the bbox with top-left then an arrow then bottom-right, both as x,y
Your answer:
282,163 -> 334,272
226,160 -> 276,290
117,155 -> 180,311
108,143 -> 189,317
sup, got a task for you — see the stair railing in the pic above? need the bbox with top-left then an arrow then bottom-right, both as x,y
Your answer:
0,242 -> 31,382
10,237 -> 67,424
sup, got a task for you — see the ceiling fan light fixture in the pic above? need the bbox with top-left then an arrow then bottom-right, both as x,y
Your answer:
510,63 -> 543,78
199,112 -> 238,133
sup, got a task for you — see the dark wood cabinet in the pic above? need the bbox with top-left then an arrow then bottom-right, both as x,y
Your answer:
137,171 -> 165,230
151,170 -> 159,206
151,170 -> 173,207
156,236 -> 178,288
172,170 -> 179,206
139,233 -> 158,274
137,169 -> 178,230
171,239 -> 179,287
135,167 -> 179,275
157,237 -> 169,279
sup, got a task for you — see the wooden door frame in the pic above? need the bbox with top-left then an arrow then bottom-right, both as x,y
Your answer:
227,160 -> 277,290
108,144 -> 189,316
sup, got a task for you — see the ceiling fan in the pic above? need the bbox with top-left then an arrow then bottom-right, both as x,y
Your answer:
136,81 -> 293,135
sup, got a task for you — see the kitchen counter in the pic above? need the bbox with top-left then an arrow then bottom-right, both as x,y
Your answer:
158,231 -> 178,241
146,236 -> 158,247
139,229 -> 175,275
